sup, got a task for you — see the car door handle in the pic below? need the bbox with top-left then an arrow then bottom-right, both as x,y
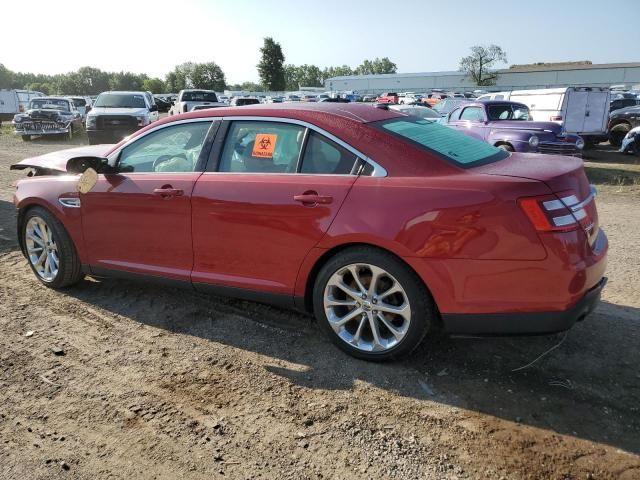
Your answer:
153,187 -> 184,197
293,193 -> 333,206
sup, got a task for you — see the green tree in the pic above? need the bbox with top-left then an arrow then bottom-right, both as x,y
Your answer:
109,71 -> 147,91
321,65 -> 353,81
190,62 -> 226,91
459,45 -> 507,86
257,37 -> 285,91
142,78 -> 166,94
0,64 -> 13,89
354,57 -> 397,75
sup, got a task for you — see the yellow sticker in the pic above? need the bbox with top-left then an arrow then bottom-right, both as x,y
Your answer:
252,134 -> 277,158
77,168 -> 98,194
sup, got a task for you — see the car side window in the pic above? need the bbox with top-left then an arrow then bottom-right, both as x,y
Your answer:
218,121 -> 305,173
300,131 -> 359,175
460,107 -> 485,122
449,108 -> 462,121
118,121 -> 212,173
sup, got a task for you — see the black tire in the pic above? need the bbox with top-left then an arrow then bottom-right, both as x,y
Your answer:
313,246 -> 434,361
22,206 -> 83,289
609,124 -> 630,147
497,143 -> 514,152
21,135 -> 31,142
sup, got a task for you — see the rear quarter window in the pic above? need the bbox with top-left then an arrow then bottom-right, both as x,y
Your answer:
376,118 -> 508,168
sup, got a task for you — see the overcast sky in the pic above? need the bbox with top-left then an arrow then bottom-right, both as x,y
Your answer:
3,0 -> 638,83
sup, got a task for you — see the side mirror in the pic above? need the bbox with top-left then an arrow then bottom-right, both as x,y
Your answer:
149,105 -> 158,112
66,156 -> 108,174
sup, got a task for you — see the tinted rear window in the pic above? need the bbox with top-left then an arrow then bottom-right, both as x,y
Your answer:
377,118 -> 508,167
182,91 -> 218,102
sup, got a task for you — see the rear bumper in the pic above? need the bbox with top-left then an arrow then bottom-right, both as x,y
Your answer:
442,277 -> 607,335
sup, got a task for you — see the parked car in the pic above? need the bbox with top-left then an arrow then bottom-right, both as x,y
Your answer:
445,101 -> 585,155
169,89 -> 224,115
610,97 -> 639,113
190,104 -> 225,111
376,92 -> 399,104
69,96 -> 91,120
318,97 -> 350,103
12,97 -> 83,141
361,94 -> 377,102
284,95 -> 301,102
153,96 -> 172,113
85,91 -> 158,145
0,89 -> 44,125
608,105 -> 640,146
230,97 -> 261,107
431,98 -> 471,117
619,126 -> 640,155
399,93 -> 423,105
10,103 -> 607,361
266,96 -> 284,103
389,104 -> 439,120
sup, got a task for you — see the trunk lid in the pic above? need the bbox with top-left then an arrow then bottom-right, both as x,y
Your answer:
472,152 -> 599,246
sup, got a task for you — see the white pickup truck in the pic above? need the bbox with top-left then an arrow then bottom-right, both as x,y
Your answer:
169,89 -> 226,115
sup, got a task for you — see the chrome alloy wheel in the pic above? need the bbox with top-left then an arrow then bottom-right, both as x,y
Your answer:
25,216 -> 59,282
323,263 -> 411,352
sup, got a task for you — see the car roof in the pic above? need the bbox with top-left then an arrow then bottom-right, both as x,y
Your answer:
166,102 -> 402,125
466,100 -> 529,108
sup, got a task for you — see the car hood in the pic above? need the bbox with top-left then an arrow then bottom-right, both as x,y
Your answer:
89,107 -> 148,116
10,144 -> 114,173
488,120 -> 562,134
610,105 -> 640,117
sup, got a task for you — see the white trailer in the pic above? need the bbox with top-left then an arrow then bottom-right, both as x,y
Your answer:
0,89 -> 44,124
508,87 -> 610,136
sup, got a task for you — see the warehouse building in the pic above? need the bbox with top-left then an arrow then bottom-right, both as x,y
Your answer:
324,62 -> 640,94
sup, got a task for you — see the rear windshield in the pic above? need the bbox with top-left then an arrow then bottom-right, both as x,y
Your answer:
182,91 -> 218,102
94,93 -> 146,109
377,118 -> 509,167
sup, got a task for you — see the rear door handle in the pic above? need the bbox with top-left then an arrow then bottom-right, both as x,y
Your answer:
153,187 -> 184,198
294,193 -> 333,206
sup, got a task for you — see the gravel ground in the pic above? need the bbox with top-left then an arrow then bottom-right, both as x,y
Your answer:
0,129 -> 638,479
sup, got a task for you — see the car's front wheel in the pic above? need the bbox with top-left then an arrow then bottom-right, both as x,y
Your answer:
22,207 -> 83,288
313,247 -> 433,361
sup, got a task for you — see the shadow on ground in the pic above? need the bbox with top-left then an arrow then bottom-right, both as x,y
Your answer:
53,273 -> 639,454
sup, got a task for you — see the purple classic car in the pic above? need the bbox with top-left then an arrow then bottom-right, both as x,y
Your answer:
445,100 -> 585,156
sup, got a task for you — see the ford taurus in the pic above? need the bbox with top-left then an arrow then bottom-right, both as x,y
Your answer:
11,103 -> 608,361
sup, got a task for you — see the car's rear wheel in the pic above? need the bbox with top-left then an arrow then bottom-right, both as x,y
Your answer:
609,124 -> 630,147
23,207 -> 83,288
313,247 -> 433,361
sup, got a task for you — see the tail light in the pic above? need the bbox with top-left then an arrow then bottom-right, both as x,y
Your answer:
518,188 -> 595,232
550,115 -> 563,121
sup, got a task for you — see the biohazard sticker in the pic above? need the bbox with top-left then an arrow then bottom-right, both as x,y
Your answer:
252,134 -> 277,158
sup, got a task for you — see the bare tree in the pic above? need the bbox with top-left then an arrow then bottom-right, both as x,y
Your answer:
459,45 -> 507,86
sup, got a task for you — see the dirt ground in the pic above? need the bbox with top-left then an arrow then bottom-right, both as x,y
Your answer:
0,128 -> 638,480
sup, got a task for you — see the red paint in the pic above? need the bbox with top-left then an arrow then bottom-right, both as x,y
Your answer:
13,103 -> 607,319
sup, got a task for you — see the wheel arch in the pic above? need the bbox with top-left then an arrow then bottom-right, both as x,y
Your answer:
299,242 -> 442,326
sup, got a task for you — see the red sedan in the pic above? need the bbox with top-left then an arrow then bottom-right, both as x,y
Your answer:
11,103 -> 608,361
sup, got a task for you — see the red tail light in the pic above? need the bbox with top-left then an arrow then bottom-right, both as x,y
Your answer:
519,188 -> 595,233
550,115 -> 563,121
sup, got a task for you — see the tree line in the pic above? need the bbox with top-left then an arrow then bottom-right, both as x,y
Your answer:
0,38 -> 504,95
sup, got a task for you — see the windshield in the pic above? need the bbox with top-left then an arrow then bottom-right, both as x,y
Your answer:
72,98 -> 87,107
29,99 -> 70,111
94,93 -> 146,109
432,99 -> 465,113
377,118 -> 509,168
487,104 -> 530,121
181,91 -> 218,102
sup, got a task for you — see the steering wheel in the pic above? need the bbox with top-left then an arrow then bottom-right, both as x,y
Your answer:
153,153 -> 188,171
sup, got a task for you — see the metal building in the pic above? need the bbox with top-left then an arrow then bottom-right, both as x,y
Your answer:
324,62 -> 640,94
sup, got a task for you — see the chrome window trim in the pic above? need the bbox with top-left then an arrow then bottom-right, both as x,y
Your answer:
219,116 -> 387,177
106,115 -> 387,177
